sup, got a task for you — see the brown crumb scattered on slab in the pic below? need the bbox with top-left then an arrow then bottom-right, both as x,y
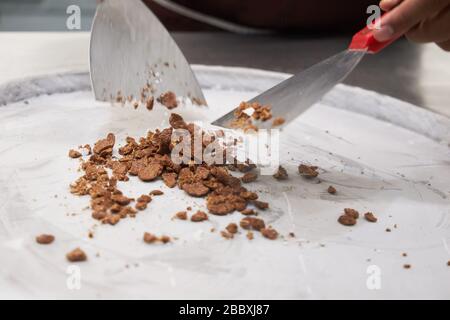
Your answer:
36,234 -> 55,245
364,212 -> 378,223
66,248 -> 87,262
386,228 -> 392,232
150,190 -> 164,196
240,217 -> 265,231
344,208 -> 359,219
226,223 -> 238,234
338,214 -> 357,226
273,166 -> 288,180
272,117 -> 285,127
402,253 -> 408,257
447,261 -> 450,266
241,172 -> 258,183
175,211 -> 187,220
158,91 -> 178,109
298,164 -> 319,178
240,208 -> 256,216
143,232 -> 171,244
69,149 -> 82,159
191,211 -> 208,222
221,230 -> 234,239
252,200 -> 269,210
261,227 -> 278,240
327,186 -> 336,194
246,231 -> 254,240
403,264 -> 411,269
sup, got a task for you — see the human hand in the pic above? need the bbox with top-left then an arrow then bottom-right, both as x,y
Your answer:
374,0 -> 450,51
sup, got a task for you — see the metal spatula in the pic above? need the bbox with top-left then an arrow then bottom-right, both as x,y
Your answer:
90,0 -> 205,105
212,16 -> 400,130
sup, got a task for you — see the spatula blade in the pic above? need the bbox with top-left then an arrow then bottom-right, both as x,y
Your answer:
212,50 -> 365,129
90,0 -> 205,105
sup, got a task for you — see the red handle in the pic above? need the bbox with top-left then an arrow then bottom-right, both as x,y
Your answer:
349,14 -> 400,54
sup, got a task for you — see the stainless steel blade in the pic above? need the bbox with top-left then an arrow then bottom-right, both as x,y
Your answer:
212,50 -> 366,129
90,0 -> 206,104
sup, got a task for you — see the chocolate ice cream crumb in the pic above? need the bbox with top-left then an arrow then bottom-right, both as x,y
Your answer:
241,172 -> 258,183
162,173 -> 177,188
143,232 -> 157,244
298,164 -> 319,178
137,194 -> 152,204
158,91 -> 178,109
138,163 -> 163,182
175,211 -> 187,220
69,149 -> 82,159
261,227 -> 278,240
221,231 -> 234,239
364,212 -> 377,223
135,201 -> 147,211
252,200 -> 269,210
150,190 -> 164,196
344,208 -> 359,219
327,186 -> 337,194
272,117 -> 285,127
273,166 -> 288,180
36,234 -> 55,245
191,211 -> 208,222
226,223 -> 238,234
338,214 -> 357,226
146,97 -> 154,111
66,248 -> 87,262
240,208 -> 256,216
240,217 -> 265,231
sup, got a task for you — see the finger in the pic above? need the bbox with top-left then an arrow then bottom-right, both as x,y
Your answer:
437,40 -> 450,52
374,0 -> 449,42
406,5 -> 450,43
380,0 -> 403,12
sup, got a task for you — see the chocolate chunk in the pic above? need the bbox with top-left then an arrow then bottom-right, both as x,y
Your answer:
69,149 -> 82,159
162,172 -> 177,188
226,223 -> 238,234
298,164 -> 319,178
36,234 -> 55,245
191,211 -> 208,222
66,248 -> 87,262
364,212 -> 377,223
138,163 -> 163,182
338,214 -> 357,226
273,166 -> 288,180
261,228 -> 278,240
327,186 -> 337,194
241,172 -> 258,183
344,208 -> 359,219
175,211 -> 187,220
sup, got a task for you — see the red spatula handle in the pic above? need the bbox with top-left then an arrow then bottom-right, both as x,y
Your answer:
349,14 -> 400,54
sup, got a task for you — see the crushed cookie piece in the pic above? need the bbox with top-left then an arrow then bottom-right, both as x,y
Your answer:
138,163 -> 163,182
36,234 -> 55,245
447,261 -> 450,266
246,231 -> 254,240
364,212 -> 377,223
158,91 -> 178,109
111,194 -> 132,206
69,149 -> 82,159
402,253 -> 408,257
135,201 -> 147,211
143,232 -> 158,244
93,133 -> 115,157
273,166 -> 288,180
344,208 -> 359,219
338,214 -> 357,226
289,232 -> 296,238
272,117 -> 285,127
240,208 -> 256,216
150,190 -> 164,196
298,164 -> 319,178
191,211 -> 208,222
137,194 -> 152,204
261,228 -> 278,240
240,217 -> 265,231
221,230 -> 234,239
403,264 -> 411,269
104,214 -> 121,225
160,235 -> 171,244
241,172 -> 258,183
252,200 -> 269,210
226,223 -> 238,234
327,186 -> 337,194
175,211 -> 188,220
183,182 -> 209,197
92,211 -> 107,220
162,172 -> 177,188
66,248 -> 87,262
386,228 -> 392,232
146,97 -> 154,110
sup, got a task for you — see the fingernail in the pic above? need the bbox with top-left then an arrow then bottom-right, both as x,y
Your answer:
374,25 -> 394,42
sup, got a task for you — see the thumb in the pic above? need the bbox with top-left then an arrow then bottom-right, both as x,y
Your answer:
374,0 -> 448,42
